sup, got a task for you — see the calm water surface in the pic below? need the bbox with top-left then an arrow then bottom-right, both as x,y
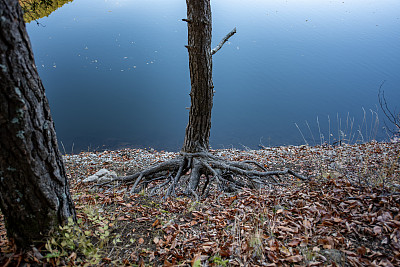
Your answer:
26,0 -> 400,152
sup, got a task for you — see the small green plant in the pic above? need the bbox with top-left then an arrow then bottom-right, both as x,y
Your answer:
300,246 -> 319,263
209,254 -> 229,266
44,217 -> 102,266
138,188 -> 147,196
249,230 -> 263,258
84,207 -> 122,247
188,200 -> 201,212
44,207 -> 121,265
193,258 -> 202,267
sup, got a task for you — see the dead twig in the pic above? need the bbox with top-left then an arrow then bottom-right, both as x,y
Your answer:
378,81 -> 400,134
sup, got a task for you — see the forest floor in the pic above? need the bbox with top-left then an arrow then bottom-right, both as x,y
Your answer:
1,141 -> 400,266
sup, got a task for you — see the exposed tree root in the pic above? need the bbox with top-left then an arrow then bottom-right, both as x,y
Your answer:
98,152 -> 308,198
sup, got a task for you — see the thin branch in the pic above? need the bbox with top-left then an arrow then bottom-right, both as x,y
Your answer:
378,81 -> 396,124
211,27 -> 237,55
378,80 -> 400,133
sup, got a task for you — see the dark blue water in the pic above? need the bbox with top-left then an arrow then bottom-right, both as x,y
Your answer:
26,0 -> 400,152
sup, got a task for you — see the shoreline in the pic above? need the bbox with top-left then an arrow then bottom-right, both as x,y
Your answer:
64,141 -> 400,188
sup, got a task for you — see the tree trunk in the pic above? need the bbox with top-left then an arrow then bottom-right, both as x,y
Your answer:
182,0 -> 214,153
0,0 -> 76,248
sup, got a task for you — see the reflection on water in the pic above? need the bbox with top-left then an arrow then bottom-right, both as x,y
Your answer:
25,0 -> 400,152
20,0 -> 72,23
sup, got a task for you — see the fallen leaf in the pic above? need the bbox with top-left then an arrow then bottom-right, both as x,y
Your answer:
284,255 -> 303,262
287,239 -> 300,247
152,219 -> 160,227
136,217 -> 151,222
278,226 -> 297,233
102,257 -> 111,262
312,246 -> 320,252
68,252 -> 77,261
357,246 -> 367,256
373,226 -> 382,235
333,217 -> 343,223
191,253 -> 202,266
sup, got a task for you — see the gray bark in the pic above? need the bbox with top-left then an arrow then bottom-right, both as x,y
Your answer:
182,0 -> 214,153
0,0 -> 76,248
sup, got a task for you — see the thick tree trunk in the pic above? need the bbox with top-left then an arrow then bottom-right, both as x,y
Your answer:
0,0 -> 76,248
182,0 -> 214,153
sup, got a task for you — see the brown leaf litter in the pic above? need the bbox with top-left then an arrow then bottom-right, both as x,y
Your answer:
0,141 -> 399,266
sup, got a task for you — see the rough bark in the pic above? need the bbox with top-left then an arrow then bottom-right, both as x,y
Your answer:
0,0 -> 76,248
182,0 -> 214,153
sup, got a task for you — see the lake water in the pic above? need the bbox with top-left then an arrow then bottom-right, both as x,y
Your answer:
26,0 -> 400,152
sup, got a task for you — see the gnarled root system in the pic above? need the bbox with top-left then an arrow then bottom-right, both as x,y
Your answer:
98,152 -> 307,199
